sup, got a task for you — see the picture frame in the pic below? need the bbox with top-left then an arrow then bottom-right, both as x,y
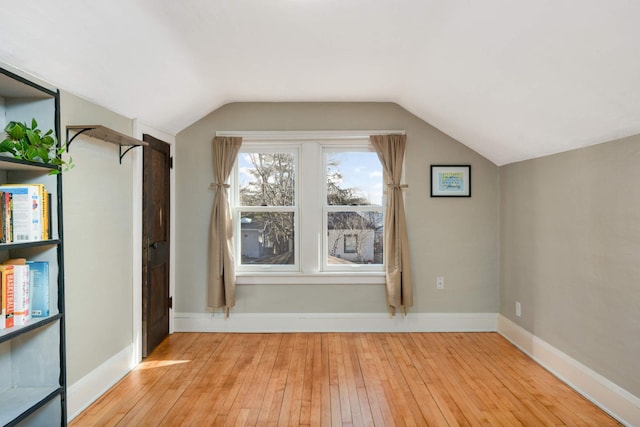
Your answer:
430,165 -> 471,197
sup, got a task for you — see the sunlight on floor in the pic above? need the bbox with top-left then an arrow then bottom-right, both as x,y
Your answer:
136,360 -> 191,370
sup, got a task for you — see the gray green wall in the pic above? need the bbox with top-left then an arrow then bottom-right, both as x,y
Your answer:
500,135 -> 640,396
176,102 -> 500,314
60,92 -> 135,385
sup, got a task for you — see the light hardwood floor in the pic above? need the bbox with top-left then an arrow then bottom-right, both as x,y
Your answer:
70,332 -> 620,426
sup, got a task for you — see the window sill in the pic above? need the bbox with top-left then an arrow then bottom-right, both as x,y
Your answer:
236,272 -> 385,285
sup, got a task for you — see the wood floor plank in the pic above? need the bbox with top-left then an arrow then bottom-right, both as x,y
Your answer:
238,334 -> 283,426
327,333 -> 346,427
309,333 -> 331,427
354,333 -> 394,427
387,333 -> 449,427
298,334 -> 315,426
70,332 -> 622,427
258,333 -> 295,426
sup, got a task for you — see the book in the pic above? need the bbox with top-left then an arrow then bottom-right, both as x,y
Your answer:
4,259 -> 30,326
42,189 -> 49,240
0,192 -> 11,243
0,265 -> 15,328
0,185 -> 42,242
0,268 -> 3,330
0,191 -> 4,243
27,261 -> 49,317
32,184 -> 47,240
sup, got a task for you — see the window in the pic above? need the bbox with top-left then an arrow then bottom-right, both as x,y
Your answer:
323,147 -> 384,270
344,234 -> 358,253
230,135 -> 386,283
235,148 -> 298,271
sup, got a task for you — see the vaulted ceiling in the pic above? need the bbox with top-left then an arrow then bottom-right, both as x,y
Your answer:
1,1 -> 639,165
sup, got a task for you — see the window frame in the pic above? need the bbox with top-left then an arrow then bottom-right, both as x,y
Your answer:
322,144 -> 385,273
232,144 -> 300,273
223,130 -> 403,285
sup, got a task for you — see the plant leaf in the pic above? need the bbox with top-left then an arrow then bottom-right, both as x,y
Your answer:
41,135 -> 55,147
7,122 -> 25,140
0,139 -> 17,155
25,129 -> 40,145
25,146 -> 38,160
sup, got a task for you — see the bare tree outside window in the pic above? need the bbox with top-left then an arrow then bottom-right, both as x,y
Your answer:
239,153 -> 296,265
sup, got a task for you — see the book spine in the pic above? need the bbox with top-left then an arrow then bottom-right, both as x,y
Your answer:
12,265 -> 29,325
1,266 -> 15,328
0,191 -> 4,243
28,262 -> 49,317
29,186 -> 42,241
7,193 -> 13,243
0,191 -> 13,243
42,189 -> 49,240
0,271 -> 4,330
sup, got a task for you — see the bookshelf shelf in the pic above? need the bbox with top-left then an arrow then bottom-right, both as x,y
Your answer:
66,124 -> 148,163
0,313 -> 62,343
0,239 -> 61,251
0,386 -> 62,426
0,157 -> 59,172
0,67 -> 67,425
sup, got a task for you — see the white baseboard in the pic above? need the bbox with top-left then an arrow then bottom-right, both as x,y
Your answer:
174,312 -> 498,333
67,344 -> 137,422
498,315 -> 640,427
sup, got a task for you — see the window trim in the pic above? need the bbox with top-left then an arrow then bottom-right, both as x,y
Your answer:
223,130 -> 405,284
235,272 -> 386,285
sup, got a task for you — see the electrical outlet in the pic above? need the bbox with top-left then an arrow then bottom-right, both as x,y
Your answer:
515,301 -> 521,317
436,276 -> 444,290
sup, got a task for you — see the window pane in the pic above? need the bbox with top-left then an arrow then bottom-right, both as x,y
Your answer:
240,212 -> 295,265
239,152 -> 295,206
327,211 -> 383,264
326,151 -> 383,206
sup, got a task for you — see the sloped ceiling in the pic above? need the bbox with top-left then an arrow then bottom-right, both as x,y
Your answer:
1,0 -> 639,165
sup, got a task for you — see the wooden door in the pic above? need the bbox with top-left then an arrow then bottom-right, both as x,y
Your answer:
142,134 -> 171,357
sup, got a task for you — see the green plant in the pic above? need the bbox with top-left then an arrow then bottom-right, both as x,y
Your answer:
0,119 -> 73,174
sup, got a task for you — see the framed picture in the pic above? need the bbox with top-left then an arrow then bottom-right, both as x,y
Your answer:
430,165 -> 471,197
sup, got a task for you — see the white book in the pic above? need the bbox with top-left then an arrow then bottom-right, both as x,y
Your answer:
11,264 -> 30,325
0,185 -> 42,242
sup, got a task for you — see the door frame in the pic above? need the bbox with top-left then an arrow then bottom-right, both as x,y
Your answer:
133,120 -> 176,363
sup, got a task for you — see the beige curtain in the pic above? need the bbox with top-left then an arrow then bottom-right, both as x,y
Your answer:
208,136 -> 242,315
370,134 -> 413,315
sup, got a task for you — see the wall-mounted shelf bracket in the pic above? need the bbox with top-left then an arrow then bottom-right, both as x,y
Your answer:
66,125 -> 148,164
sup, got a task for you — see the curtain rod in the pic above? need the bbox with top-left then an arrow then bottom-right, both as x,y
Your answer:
215,130 -> 405,140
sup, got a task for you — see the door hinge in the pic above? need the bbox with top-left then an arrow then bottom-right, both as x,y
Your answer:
169,296 -> 173,310
169,156 -> 173,169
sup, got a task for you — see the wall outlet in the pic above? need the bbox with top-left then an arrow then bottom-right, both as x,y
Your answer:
436,276 -> 444,290
515,301 -> 522,317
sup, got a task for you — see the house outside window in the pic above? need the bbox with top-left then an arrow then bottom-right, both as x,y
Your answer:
324,147 -> 384,270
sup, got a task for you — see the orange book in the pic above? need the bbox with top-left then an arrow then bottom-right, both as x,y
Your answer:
0,271 -> 4,330
0,265 -> 15,329
4,259 -> 29,325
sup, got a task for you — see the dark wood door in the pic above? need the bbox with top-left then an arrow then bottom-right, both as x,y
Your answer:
142,134 -> 171,357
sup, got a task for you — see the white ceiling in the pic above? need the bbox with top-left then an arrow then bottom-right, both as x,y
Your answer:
1,0 -> 639,165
